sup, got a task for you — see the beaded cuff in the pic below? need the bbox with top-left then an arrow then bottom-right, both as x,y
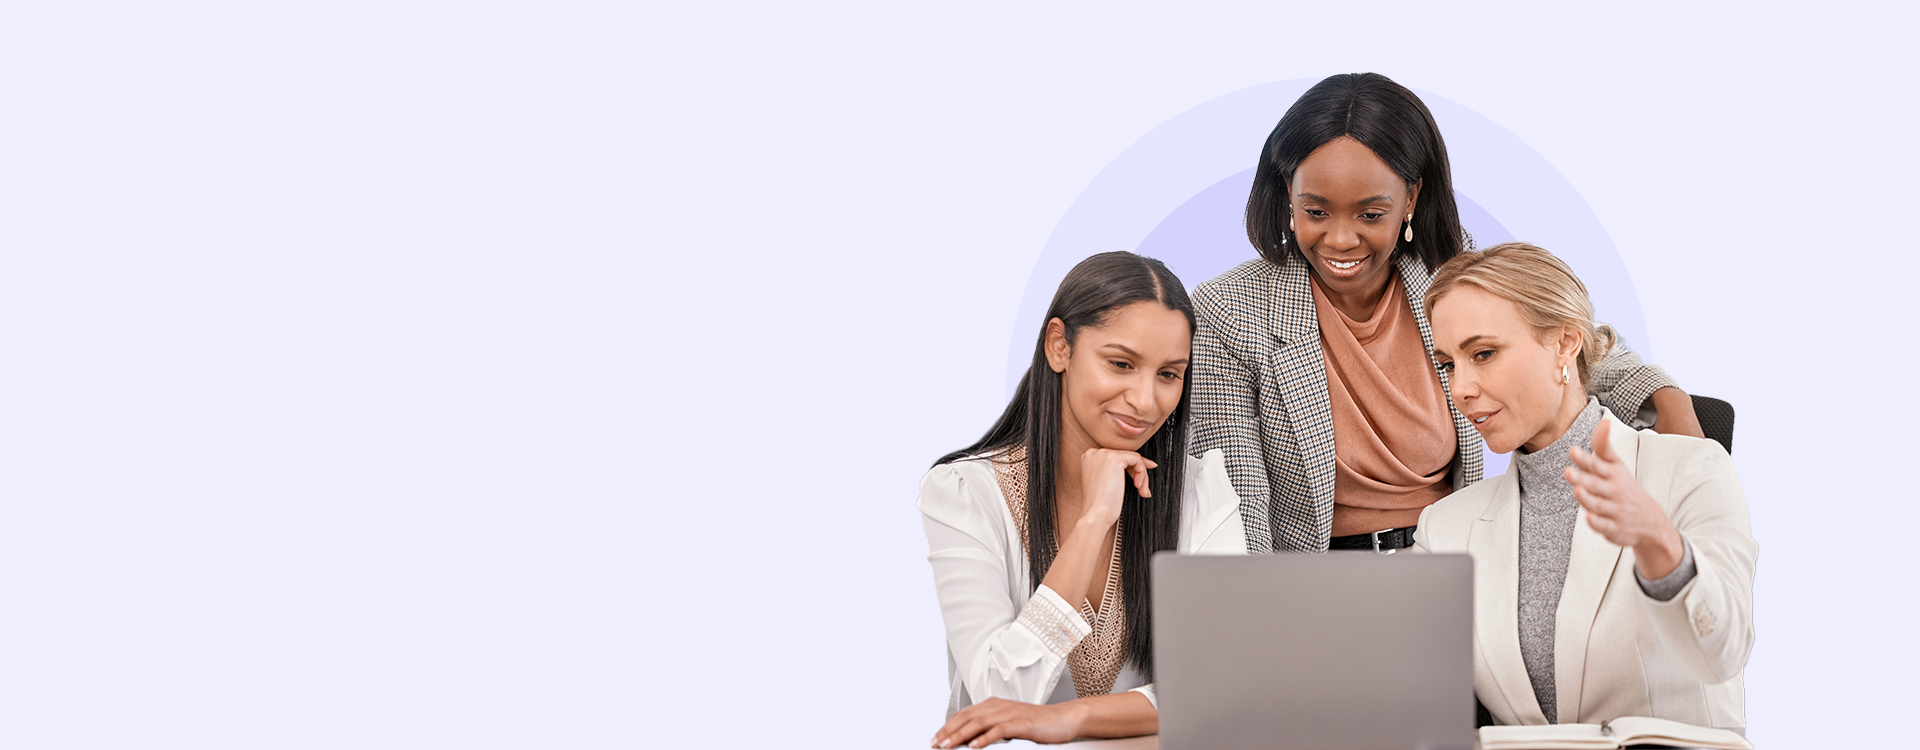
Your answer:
1015,590 -> 1086,660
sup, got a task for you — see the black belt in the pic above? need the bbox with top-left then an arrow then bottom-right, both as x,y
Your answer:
1328,526 -> 1418,553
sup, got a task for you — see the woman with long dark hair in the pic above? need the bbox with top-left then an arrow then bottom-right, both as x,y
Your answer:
1191,73 -> 1706,554
921,251 -> 1245,748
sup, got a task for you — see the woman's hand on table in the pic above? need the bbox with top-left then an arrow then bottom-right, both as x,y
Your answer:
1567,419 -> 1686,579
931,697 -> 1080,749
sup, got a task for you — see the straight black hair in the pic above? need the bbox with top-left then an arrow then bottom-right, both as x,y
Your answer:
1246,72 -> 1465,271
935,251 -> 1193,681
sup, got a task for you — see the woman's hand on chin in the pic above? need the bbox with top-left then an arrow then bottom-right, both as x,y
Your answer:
1566,419 -> 1687,578
1079,448 -> 1156,530
931,698 -> 1081,749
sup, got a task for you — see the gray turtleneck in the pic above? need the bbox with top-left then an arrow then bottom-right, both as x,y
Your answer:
1514,398 -> 1696,723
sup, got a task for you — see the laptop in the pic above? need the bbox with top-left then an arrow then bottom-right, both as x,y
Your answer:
1152,552 -> 1475,750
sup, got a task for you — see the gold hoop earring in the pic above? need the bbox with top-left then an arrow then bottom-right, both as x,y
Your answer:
1403,213 -> 1414,242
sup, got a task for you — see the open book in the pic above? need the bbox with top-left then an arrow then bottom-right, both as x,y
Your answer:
1479,716 -> 1751,750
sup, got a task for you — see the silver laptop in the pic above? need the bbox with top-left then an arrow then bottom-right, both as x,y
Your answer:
1153,552 -> 1475,750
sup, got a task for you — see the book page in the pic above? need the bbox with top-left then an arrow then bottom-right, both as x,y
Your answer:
1605,717 -> 1751,750
1478,724 -> 1616,750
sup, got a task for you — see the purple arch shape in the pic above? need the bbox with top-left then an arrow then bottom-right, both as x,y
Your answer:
1005,79 -> 1649,465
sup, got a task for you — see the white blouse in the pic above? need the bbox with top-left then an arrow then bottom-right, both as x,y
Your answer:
917,448 -> 1248,716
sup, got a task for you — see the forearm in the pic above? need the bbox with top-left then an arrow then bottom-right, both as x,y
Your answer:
1060,690 -> 1157,739
956,586 -> 1087,704
1040,519 -> 1110,610
1586,338 -> 1683,431
923,490 -> 1086,706
1642,448 -> 1758,684
1649,387 -> 1705,438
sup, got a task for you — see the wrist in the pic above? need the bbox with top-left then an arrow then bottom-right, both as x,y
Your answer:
1055,698 -> 1091,738
1635,525 -> 1686,579
1664,525 -> 1686,563
1074,513 -> 1116,533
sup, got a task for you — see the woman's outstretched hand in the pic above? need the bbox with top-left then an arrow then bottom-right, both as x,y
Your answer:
931,698 -> 1079,749
1567,419 -> 1686,579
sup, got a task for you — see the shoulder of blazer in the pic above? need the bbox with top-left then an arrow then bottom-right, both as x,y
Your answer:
1194,258 -> 1282,347
1396,252 -> 1442,355
1397,252 -> 1439,301
1419,469 -> 1508,546
1440,467 -> 1512,524
1197,256 -> 1319,348
1630,427 -> 1735,498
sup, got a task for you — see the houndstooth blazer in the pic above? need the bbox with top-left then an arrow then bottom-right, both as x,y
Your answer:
1189,252 -> 1680,553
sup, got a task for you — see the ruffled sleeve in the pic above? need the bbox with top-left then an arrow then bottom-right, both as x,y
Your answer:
918,461 -> 1091,710
1180,449 -> 1250,554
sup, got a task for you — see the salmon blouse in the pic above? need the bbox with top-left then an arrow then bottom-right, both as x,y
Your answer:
1310,271 -> 1456,536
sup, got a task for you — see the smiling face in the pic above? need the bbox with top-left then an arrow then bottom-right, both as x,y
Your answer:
1429,284 -> 1584,454
1289,136 -> 1418,314
1045,301 -> 1192,455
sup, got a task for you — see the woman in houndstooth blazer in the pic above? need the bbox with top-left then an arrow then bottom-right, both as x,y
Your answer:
1189,73 -> 1705,553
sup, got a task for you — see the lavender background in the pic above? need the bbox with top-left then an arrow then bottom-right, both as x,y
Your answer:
3,3 -> 1914,748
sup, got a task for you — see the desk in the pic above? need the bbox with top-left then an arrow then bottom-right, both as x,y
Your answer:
1047,737 -> 1155,749
1004,738 -> 1155,749
1001,726 -> 1748,749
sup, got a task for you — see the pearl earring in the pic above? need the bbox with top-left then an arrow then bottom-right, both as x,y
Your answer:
1403,214 -> 1414,242
1561,364 -> 1570,385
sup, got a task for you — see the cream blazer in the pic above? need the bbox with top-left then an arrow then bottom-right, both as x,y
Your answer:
1412,412 -> 1757,728
918,449 -> 1247,716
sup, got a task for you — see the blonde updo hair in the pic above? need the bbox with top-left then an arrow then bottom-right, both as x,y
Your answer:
1423,242 -> 1618,391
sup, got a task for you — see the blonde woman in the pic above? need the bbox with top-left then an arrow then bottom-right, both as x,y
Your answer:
1413,243 -> 1756,729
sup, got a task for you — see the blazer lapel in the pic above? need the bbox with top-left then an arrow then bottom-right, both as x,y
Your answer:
1467,471 -> 1547,725
1265,259 -> 1336,549
1552,412 -> 1640,722
1270,256 -> 1318,348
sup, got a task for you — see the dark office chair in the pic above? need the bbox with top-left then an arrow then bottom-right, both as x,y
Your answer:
1690,395 -> 1735,455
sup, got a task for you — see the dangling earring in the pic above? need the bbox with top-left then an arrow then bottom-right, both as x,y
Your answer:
1284,213 -> 1294,246
1403,214 -> 1414,242
1561,364 -> 1570,385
